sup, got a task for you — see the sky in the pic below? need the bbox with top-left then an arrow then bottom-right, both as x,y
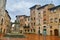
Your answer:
6,0 -> 60,22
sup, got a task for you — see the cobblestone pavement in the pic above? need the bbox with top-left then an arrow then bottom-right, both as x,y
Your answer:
0,34 -> 60,40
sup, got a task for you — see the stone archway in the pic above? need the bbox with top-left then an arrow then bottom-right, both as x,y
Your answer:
54,29 -> 59,36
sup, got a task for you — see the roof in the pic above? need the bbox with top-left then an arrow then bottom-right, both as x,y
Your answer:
16,15 -> 30,18
37,4 -> 54,10
25,16 -> 30,18
30,5 -> 40,9
16,15 -> 26,17
5,10 -> 11,19
48,5 -> 60,10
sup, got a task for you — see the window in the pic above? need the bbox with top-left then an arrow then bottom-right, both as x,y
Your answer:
28,30 -> 29,32
44,26 -> 46,28
25,24 -> 26,26
39,27 -> 40,29
1,18 -> 3,25
43,14 -> 46,16
34,17 -> 35,20
50,18 -> 53,23
31,23 -> 33,26
39,23 -> 40,25
28,18 -> 29,21
39,13 -> 40,14
39,20 -> 40,22
0,28 -> 2,33
53,10 -> 56,13
34,23 -> 35,26
59,19 -> 60,23
31,29 -> 32,32
25,19 -> 26,21
28,24 -> 29,26
28,24 -> 30,28
33,29 -> 35,32
33,10 -> 35,13
31,18 -> 33,20
43,22 -> 46,24
51,10 -> 56,13
51,10 -> 53,13
20,30 -> 22,33
43,19 -> 46,24
43,11 -> 46,16
50,26 -> 52,29
3,29 -> 5,34
43,11 -> 46,13
25,30 -> 26,32
43,19 -> 46,21
55,18 -> 58,23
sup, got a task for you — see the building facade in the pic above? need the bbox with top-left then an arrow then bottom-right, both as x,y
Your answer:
0,0 -> 11,34
37,4 -> 55,35
30,4 -> 60,36
16,15 -> 31,34
48,5 -> 60,36
0,10 -> 11,34
30,5 -> 41,34
16,15 -> 25,34
2,10 -> 11,34
24,16 -> 31,33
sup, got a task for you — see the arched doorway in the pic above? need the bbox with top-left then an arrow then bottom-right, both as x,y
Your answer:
43,26 -> 46,35
50,30 -> 52,36
38,27 -> 40,34
38,30 -> 40,34
3,29 -> 5,34
54,29 -> 59,36
43,29 -> 46,35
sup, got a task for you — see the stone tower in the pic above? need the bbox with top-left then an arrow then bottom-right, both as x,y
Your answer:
0,0 -> 7,33
0,0 -> 7,9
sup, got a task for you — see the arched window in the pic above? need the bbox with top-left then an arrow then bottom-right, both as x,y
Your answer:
33,29 -> 35,32
1,18 -> 3,25
39,27 -> 40,29
31,29 -> 32,32
20,30 -> 22,33
59,19 -> 60,23
28,30 -> 29,32
25,30 -> 26,32
0,28 -> 2,33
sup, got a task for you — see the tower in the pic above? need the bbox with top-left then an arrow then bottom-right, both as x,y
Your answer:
0,0 -> 7,9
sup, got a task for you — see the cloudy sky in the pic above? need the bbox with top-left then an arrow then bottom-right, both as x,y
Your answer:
6,0 -> 60,22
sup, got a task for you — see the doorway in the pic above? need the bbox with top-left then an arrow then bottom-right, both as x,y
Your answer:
43,29 -> 46,35
38,30 -> 40,34
50,30 -> 52,36
54,29 -> 59,36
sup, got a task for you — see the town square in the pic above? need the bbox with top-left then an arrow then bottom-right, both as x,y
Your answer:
0,0 -> 60,40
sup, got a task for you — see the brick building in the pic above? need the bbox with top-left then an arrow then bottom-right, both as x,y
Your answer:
30,4 -> 60,36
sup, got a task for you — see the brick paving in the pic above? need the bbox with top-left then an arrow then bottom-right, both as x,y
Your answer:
0,34 -> 60,40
